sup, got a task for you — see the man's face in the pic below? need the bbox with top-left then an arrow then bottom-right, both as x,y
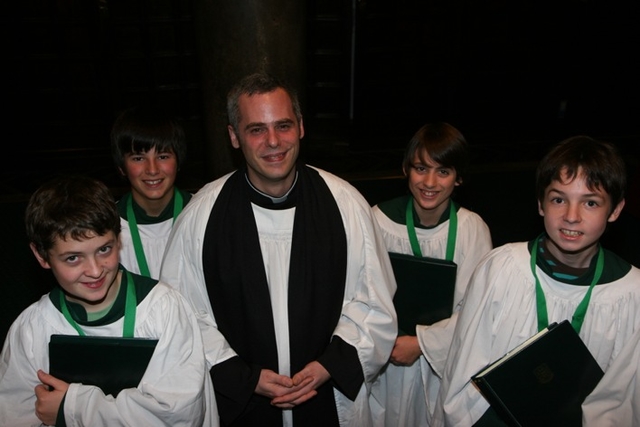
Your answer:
228,88 -> 304,197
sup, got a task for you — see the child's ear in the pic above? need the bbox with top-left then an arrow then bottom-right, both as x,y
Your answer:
607,198 -> 626,223
29,243 -> 51,269
537,200 -> 545,217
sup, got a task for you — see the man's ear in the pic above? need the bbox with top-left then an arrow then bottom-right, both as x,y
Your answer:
30,243 -> 51,269
608,198 -> 626,223
299,117 -> 305,139
228,125 -> 240,149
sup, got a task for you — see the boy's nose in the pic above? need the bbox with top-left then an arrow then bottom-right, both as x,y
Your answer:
85,258 -> 104,278
423,171 -> 436,187
146,159 -> 159,174
564,204 -> 581,222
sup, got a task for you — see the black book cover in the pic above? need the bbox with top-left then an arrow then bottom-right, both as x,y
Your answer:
49,334 -> 158,397
388,251 -> 457,335
471,320 -> 604,427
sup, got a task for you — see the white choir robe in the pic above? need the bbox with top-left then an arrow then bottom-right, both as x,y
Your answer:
432,242 -> 640,427
0,282 -> 218,427
369,204 -> 492,426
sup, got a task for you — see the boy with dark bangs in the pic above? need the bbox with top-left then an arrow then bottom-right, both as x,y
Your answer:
434,136 -> 640,426
370,122 -> 492,426
0,175 -> 217,426
111,106 -> 192,279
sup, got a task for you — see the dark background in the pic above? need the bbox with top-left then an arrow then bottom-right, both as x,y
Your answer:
4,0 -> 640,195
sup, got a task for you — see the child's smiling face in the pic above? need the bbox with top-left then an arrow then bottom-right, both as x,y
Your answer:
538,167 -> 625,268
405,150 -> 459,226
31,230 -> 122,312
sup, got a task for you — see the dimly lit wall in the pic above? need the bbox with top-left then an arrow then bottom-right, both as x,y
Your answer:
6,0 -> 640,197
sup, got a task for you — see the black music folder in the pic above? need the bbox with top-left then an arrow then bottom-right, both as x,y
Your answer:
388,251 -> 457,335
471,320 -> 604,427
49,334 -> 158,397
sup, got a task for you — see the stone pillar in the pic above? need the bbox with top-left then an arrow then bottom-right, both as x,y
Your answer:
193,0 -> 307,180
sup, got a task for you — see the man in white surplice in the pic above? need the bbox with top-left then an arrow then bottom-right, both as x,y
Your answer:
160,73 -> 397,427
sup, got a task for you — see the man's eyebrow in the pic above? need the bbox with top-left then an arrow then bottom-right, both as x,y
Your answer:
244,118 -> 295,130
243,121 -> 266,130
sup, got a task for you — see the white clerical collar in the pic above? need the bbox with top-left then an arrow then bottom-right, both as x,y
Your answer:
245,172 -> 298,204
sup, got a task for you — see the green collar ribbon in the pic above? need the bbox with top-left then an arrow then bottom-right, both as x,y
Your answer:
126,191 -> 183,277
530,235 -> 604,334
405,198 -> 457,261
60,270 -> 137,337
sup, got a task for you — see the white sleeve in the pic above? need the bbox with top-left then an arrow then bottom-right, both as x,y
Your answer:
431,257 -> 498,426
582,326 -> 640,427
320,171 -> 398,383
0,303 -> 49,427
417,211 -> 493,377
160,179 -> 237,369
416,312 -> 459,379
433,245 -> 537,427
322,173 -> 398,427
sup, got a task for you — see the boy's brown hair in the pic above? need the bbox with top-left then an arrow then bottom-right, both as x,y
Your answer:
25,175 -> 121,260
536,136 -> 626,211
402,122 -> 469,184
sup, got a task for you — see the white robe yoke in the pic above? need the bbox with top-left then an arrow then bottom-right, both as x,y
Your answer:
119,215 -> 173,279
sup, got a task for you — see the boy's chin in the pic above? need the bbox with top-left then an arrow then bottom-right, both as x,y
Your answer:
546,235 -> 599,264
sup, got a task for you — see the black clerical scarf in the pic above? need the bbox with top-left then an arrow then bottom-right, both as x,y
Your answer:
203,164 -> 348,426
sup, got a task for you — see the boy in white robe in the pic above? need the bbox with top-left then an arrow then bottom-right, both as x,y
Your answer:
160,73 -> 397,427
369,122 -> 492,426
111,105 -> 192,279
0,175 -> 218,427
433,136 -> 640,426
